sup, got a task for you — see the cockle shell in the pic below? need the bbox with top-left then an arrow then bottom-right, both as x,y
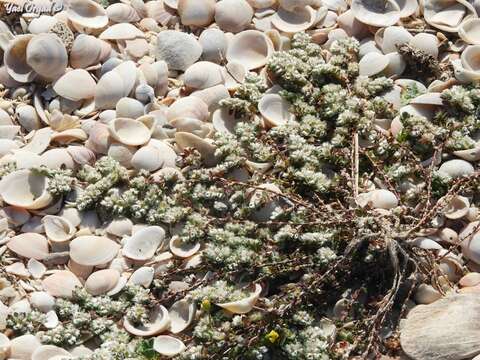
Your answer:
106,218 -> 133,237
70,35 -> 107,69
409,33 -> 439,58
69,235 -> 120,266
16,104 -> 41,131
66,0 -> 109,29
42,271 -> 82,298
198,28 -> 228,64
94,71 -> 125,110
30,291 -> 55,313
154,30 -> 202,71
226,30 -> 274,70
0,169 -> 52,210
85,269 -> 120,295
123,226 -> 166,261
123,305 -> 171,336
215,0 -> 254,33
169,298 -> 196,333
184,62 -> 224,90
107,142 -> 136,167
438,159 -> 474,178
26,33 -> 67,81
258,94 -> 295,127
42,215 -> 76,243
271,6 -> 317,33
106,3 -> 140,23
28,15 -> 58,34
40,148 -> 75,170
359,52 -> 389,76
108,118 -> 153,146
350,0 -> 400,27
178,0 -> 215,26
28,258 -> 47,279
441,195 -> 470,219
4,34 -> 36,83
53,69 -> 96,101
153,336 -> 186,357
358,189 -> 399,210
67,146 -> 96,165
10,335 -> 40,360
31,345 -> 72,360
216,283 -> 262,314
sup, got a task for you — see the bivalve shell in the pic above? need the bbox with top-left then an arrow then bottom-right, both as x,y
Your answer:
66,0 -> 109,29
123,226 -> 166,261
69,235 -> 120,266
198,28 -> 228,63
53,69 -> 96,101
258,94 -> 295,127
108,118 -> 152,146
169,236 -> 201,258
85,269 -> 120,296
30,291 -> 55,313
42,271 -> 82,298
31,345 -> 71,360
154,31 -> 202,71
216,283 -> 262,314
178,0 -> 215,26
459,18 -> 480,45
99,23 -> 145,40
123,305 -> 171,336
460,221 -> 480,264
128,266 -> 154,287
169,298 -> 196,334
0,170 -> 52,210
153,336 -> 186,357
271,6 -> 317,33
215,0 -> 254,33
10,334 -> 40,360
42,215 -> 76,243
106,3 -> 140,23
350,0 -> 400,27
442,195 -> 470,219
226,30 -> 274,71
26,33 -> 67,81
438,159 -> 474,178
184,62 -> 224,90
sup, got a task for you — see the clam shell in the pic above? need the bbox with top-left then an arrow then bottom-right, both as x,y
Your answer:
42,270 -> 82,298
32,345 -> 71,360
167,96 -> 210,122
40,148 -> 75,170
16,104 -> 40,131
459,18 -> 480,45
94,71 -> 125,110
453,146 -> 480,161
10,335 -> 40,360
184,62 -> 224,90
107,142 -> 136,167
108,117 -> 153,146
215,0 -> 254,33
53,69 -> 96,101
359,52 -> 389,76
30,291 -> 55,313
361,189 -> 398,210
70,34 -> 104,69
122,225 -> 166,261
460,272 -> 480,287
116,97 -> 145,119
414,283 -> 441,304
42,215 -> 75,243
106,3 -> 140,23
409,33 -> 439,58
28,258 -> 47,279
271,6 -> 316,33
169,236 -> 201,258
442,195 -> 470,219
0,169 -> 52,210
198,28 -> 228,64
381,26 -> 413,54
99,23 -> 146,40
66,0 -> 109,29
154,30 -> 202,71
192,85 -> 230,112
128,266 -> 154,287
460,221 -> 480,264
175,132 -> 217,167
424,0 -> 476,32
226,30 -> 274,71
7,233 -> 49,260
258,94 -> 295,127
67,145 -> 96,165
26,34 -> 67,81
28,15 -> 58,34
69,235 -> 120,266
153,336 -> 186,357
123,305 -> 171,336
169,298 -> 196,334
350,0 -> 400,27
438,159 -> 474,178
4,34 -> 36,83
85,269 -> 120,295
178,0 -> 215,26
106,218 -> 133,237
216,283 -> 262,314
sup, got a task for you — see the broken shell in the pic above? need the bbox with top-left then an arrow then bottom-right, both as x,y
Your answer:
69,235 -> 120,266
42,270 -> 82,298
438,159 -> 474,178
184,61 -> 224,90
350,0 -> 400,27
53,69 -> 96,101
442,195 -> 470,219
216,283 -> 262,314
106,3 -> 140,23
271,6 -> 317,33
108,118 -> 152,146
123,226 -> 166,261
32,345 -> 71,360
26,34 -> 67,81
28,258 -> 47,279
42,216 -> 75,243
178,0 -> 215,26
169,298 -> 196,334
123,305 -> 171,336
154,30 -> 202,71
215,0 -> 254,33
199,28 -> 228,64
128,266 -> 154,287
226,30 -> 274,71
30,291 -> 55,313
169,236 -> 201,258
85,269 -> 120,295
153,336 -> 186,357
258,94 -> 295,127
66,0 -> 109,29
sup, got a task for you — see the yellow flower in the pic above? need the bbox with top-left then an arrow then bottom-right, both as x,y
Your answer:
201,299 -> 211,312
265,330 -> 279,344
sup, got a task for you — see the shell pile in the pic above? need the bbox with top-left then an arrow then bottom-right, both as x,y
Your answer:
0,0 -> 480,358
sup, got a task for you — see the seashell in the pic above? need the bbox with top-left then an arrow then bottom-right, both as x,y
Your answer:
108,118 -> 153,146
410,237 -> 443,250
441,195 -> 470,220
226,30 -> 274,71
170,117 -> 207,137
460,221 -> 480,264
215,0 -> 254,33
4,34 -> 36,83
192,85 -> 230,112
122,225 -> 166,261
69,235 -> 120,266
381,26 -> 413,54
169,236 -> 201,258
53,69 -> 96,101
124,38 -> 149,58
123,305 -> 171,336
100,23 -> 146,41
26,33 -> 67,81
153,336 -> 186,357
128,266 -> 154,287
178,0 -> 215,26
350,0 -> 400,27
154,30 -> 202,71
0,334 -> 9,360
7,233 -> 49,260
42,270 -> 82,298
28,258 -> 47,279
66,146 -> 96,165
94,71 -> 125,110
438,159 -> 474,178
337,9 -> 369,38
135,83 -> 155,103
0,169 -> 52,210
70,35 -> 104,69
199,28 -> 228,64
360,189 -> 399,209
409,33 -> 439,58
146,0 -> 174,25
107,142 -> 136,167
424,0 -> 476,33
42,215 -> 76,243
414,284 -> 441,304
86,123 -> 111,154
66,0 -> 109,29
70,346 -> 92,358
384,52 -> 406,76
106,218 -> 133,237
6,262 -> 30,277
169,298 -> 196,334
106,3 -> 140,23
107,275 -> 127,296
85,269 -> 120,295
16,105 -> 41,132
175,132 -> 217,167
453,146 -> 480,161
271,6 -> 317,33
10,334 -> 41,360
112,61 -> 138,98
40,148 -> 75,170
358,52 -> 389,76
184,62 -> 224,90
167,96 -> 210,122
258,94 -> 295,127
459,18 -> 480,45
116,98 -> 145,119
139,17 -> 161,32
460,272 -> 480,287
28,15 -> 58,34
32,345 -> 71,360
2,207 -> 30,227
216,283 -> 262,314
43,311 -> 59,329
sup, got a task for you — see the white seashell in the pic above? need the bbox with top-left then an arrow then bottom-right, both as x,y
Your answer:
42,270 -> 82,298
442,195 -> 470,219
350,0 -> 400,27
154,30 -> 202,71
0,125 -> 19,140
128,266 -> 154,287
169,236 -> 201,258
216,283 -> 262,314
42,215 -> 75,243
28,15 -> 58,33
69,235 -> 120,266
112,61 -> 138,98
106,218 -> 133,237
454,146 -> 480,161
3,206 -> 31,226
106,3 -> 140,23
22,127 -> 53,154
184,62 -> 224,90
16,104 -> 40,131
381,26 -> 413,54
226,30 -> 274,71
108,118 -> 152,146
153,336 -> 186,357
131,145 -> 163,171
66,146 -> 95,166
358,52 -> 389,76
271,6 -> 317,33
100,23 -> 145,40
123,305 -> 171,336
199,28 -> 228,64
30,291 -> 55,313
460,221 -> 480,264
178,0 -> 215,26
215,0 -> 254,33
53,69 -> 96,101
106,275 -> 127,296
10,299 -> 31,314
167,97 -> 209,123
410,237 -> 443,250
10,334 -> 41,360
337,9 -> 369,38
107,142 -> 136,167
26,33 -> 67,81
32,345 -> 71,360
459,18 -> 480,45
384,52 -> 406,76
360,189 -> 398,210
39,148 -> 75,170
28,258 -> 47,279
116,97 -> 145,119
0,333 -> 9,360
6,262 -> 30,277
424,0 -> 476,32
70,35 -> 105,69
66,0 -> 109,29
169,298 -> 196,334
135,84 -> 155,103
192,85 -> 230,112
258,94 -> 295,127
7,232 -> 49,260
175,132 -> 217,167
460,272 -> 480,287
43,310 -> 59,329
212,108 -> 241,135
4,34 -> 36,83
85,269 -> 120,296
414,284 -> 441,304
409,33 -> 439,58
438,159 -> 474,178
123,226 -> 166,261
94,71 -> 125,110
